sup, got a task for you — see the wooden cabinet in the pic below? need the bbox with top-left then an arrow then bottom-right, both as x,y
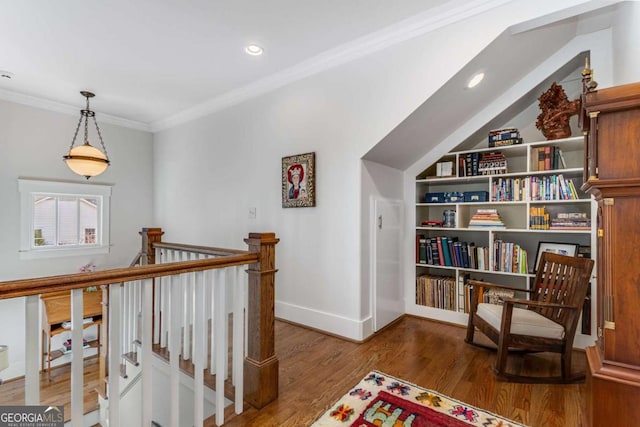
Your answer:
581,78 -> 640,426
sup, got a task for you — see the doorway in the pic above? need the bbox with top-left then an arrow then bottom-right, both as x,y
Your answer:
372,198 -> 404,331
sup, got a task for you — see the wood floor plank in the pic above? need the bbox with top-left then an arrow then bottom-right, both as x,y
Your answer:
0,316 -> 585,426
215,316 -> 586,427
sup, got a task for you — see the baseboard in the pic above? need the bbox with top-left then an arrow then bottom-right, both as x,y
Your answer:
275,300 -> 373,341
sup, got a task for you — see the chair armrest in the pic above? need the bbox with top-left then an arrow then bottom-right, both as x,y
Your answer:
502,297 -> 579,310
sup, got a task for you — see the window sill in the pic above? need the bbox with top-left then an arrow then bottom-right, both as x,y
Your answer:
19,245 -> 110,260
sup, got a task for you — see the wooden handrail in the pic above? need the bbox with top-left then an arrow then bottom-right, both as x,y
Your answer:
153,241 -> 248,257
0,252 -> 258,300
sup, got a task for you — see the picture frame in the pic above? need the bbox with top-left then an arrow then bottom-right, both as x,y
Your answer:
282,152 -> 315,208
535,241 -> 579,269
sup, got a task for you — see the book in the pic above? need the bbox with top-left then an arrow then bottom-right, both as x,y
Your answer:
418,237 -> 427,264
429,238 -> 440,266
488,137 -> 522,148
544,146 -> 552,170
441,237 -> 453,266
488,131 -> 520,142
436,237 -> 445,266
558,148 -> 567,168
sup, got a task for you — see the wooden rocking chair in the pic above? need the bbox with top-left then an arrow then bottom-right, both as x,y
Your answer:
465,252 -> 594,383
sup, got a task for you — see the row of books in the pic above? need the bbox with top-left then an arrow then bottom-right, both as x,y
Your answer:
458,152 -> 508,177
491,174 -> 580,202
551,212 -> 591,230
488,128 -> 523,148
416,274 -> 456,310
417,272 -> 518,313
416,235 -> 490,270
493,240 -> 528,274
532,145 -> 567,171
529,206 -> 551,230
530,208 -> 591,230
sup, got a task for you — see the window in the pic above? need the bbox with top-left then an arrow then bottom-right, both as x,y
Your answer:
19,179 -> 112,259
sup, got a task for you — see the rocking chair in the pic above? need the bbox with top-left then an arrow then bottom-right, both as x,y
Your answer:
465,252 -> 594,383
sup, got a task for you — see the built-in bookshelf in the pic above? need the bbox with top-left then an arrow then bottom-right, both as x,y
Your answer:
411,135 -> 595,329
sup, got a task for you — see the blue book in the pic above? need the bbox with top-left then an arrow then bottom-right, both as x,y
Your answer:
441,237 -> 453,266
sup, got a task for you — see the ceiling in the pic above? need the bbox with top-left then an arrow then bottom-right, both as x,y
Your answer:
363,1 -> 619,170
0,0 -> 510,131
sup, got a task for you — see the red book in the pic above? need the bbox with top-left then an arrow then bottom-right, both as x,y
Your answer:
436,236 -> 445,266
544,146 -> 552,170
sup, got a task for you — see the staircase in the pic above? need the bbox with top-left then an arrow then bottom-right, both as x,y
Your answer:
0,229 -> 279,427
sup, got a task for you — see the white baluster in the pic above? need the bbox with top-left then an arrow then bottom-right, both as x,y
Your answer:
132,280 -> 139,346
215,268 -> 227,426
210,269 -> 217,375
194,271 -> 206,427
182,252 -> 191,360
24,295 -> 39,405
123,281 -> 130,356
141,278 -> 153,427
169,273 -> 182,427
204,256 -> 212,372
191,254 -> 200,361
120,285 -> 126,368
166,250 -> 175,350
153,265 -> 160,344
70,288 -> 83,426
108,283 -> 122,427
233,266 -> 245,414
159,248 -> 169,349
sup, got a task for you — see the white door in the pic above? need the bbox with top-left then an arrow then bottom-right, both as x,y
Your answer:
373,198 -> 404,331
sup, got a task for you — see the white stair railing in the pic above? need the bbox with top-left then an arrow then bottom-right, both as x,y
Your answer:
112,251 -> 247,427
0,230 -> 277,427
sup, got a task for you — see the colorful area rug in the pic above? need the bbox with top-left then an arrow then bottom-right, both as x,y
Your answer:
311,371 -> 526,427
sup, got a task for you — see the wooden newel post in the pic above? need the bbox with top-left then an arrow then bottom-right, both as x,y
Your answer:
139,227 -> 164,265
244,232 -> 280,408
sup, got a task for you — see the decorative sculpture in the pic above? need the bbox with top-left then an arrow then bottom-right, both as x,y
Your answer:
535,82 -> 581,140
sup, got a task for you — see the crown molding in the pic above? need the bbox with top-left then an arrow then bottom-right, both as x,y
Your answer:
0,88 -> 151,132
150,0 -> 511,132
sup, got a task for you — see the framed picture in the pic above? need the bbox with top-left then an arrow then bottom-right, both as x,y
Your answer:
535,241 -> 579,269
282,152 -> 315,208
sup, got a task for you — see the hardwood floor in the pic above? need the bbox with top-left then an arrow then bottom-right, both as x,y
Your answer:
0,316 -> 585,426
0,356 -> 100,423
216,316 -> 586,427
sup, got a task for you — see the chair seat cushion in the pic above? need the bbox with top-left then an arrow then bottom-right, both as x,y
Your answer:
476,303 -> 565,339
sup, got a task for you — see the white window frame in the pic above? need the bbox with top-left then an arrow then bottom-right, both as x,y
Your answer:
18,179 -> 112,259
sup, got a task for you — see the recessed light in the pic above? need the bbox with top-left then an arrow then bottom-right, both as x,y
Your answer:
467,72 -> 484,89
245,44 -> 264,56
0,70 -> 14,79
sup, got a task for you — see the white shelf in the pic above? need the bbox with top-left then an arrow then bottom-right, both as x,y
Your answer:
413,133 -> 595,323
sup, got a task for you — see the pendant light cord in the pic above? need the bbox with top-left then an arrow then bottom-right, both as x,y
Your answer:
65,93 -> 109,160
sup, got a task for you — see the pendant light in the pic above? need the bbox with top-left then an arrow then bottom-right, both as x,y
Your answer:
63,91 -> 110,179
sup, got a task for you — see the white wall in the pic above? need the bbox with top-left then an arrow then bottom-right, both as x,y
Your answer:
153,1 -> 600,340
612,1 -> 640,85
0,99 -> 154,379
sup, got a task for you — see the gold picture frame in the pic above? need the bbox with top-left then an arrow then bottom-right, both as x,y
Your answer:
282,152 -> 315,208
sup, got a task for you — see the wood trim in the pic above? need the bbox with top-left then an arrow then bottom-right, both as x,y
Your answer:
243,232 -> 280,409
0,252 -> 259,300
587,345 -> 640,387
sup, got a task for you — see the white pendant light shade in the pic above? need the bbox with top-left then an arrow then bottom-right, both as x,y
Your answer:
63,91 -> 110,179
64,143 -> 109,179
